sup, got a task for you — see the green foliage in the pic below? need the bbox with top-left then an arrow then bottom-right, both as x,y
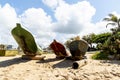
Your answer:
0,50 -> 18,56
93,32 -> 111,44
91,52 -> 108,60
100,13 -> 120,60
82,33 -> 95,44
103,13 -> 120,28
82,33 -> 95,49
101,31 -> 120,55
96,43 -> 102,50
83,13 -> 120,60
0,50 -> 5,56
82,33 -> 111,51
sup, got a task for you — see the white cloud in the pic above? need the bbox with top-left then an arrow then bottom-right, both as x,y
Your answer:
20,8 -> 52,31
0,4 -> 19,47
42,0 -> 113,35
52,1 -> 96,34
42,0 -> 64,9
80,22 -> 111,36
0,1 -> 120,48
0,4 -> 19,28
19,8 -> 56,47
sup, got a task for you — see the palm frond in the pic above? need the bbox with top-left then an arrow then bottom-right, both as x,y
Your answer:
108,13 -> 114,17
111,16 -> 118,22
103,18 -> 111,21
106,23 -> 116,28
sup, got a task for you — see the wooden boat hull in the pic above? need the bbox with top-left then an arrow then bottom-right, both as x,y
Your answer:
69,40 -> 88,60
11,23 -> 38,56
50,40 -> 69,59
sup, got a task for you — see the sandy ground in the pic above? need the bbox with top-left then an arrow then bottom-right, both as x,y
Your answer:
0,52 -> 120,80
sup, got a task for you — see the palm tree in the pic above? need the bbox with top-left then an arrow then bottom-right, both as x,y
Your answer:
103,14 -> 120,32
103,14 -> 120,34
103,14 -> 120,59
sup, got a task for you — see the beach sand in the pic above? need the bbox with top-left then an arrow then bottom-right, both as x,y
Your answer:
0,53 -> 120,80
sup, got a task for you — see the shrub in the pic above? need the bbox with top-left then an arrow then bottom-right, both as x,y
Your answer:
0,50 -> 18,56
0,50 -> 5,56
91,52 -> 108,60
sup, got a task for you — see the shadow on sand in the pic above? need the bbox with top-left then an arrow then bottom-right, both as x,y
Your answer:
100,60 -> 120,65
37,58 -> 74,68
0,57 -> 30,67
52,59 -> 74,68
37,58 -> 62,63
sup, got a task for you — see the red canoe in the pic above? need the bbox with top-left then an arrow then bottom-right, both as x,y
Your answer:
50,39 -> 69,59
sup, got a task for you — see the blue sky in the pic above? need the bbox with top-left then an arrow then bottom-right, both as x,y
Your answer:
89,0 -> 120,22
1,0 -> 120,22
0,0 -> 120,47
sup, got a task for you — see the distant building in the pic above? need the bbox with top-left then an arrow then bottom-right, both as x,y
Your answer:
6,45 -> 13,50
0,44 -> 13,50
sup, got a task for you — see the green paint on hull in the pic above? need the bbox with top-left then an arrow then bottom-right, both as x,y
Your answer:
11,23 -> 38,56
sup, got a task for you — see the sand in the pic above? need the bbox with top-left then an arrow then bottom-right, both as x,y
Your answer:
0,53 -> 120,80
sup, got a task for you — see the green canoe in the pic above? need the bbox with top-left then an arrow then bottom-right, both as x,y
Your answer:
11,23 -> 39,56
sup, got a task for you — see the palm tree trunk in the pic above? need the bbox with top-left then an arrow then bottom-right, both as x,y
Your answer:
118,19 -> 120,27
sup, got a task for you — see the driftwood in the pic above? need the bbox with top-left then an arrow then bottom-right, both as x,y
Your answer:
72,59 -> 87,69
22,55 -> 45,60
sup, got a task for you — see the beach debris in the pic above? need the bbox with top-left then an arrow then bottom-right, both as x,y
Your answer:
72,60 -> 87,69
